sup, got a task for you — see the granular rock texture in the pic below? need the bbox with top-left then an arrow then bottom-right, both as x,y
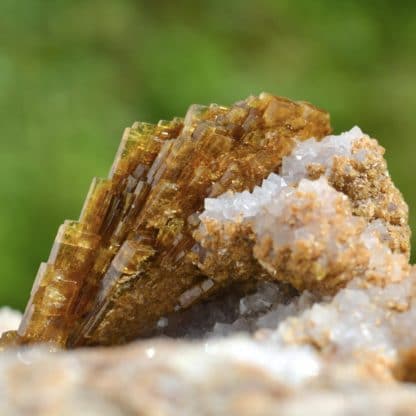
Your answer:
2,329 -> 416,416
281,127 -> 410,256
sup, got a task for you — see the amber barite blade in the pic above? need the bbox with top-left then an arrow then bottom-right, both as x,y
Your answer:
6,93 -> 331,348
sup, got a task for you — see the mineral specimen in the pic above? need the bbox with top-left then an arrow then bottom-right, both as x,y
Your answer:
2,93 -> 332,348
3,311 -> 416,415
196,126 -> 410,294
0,90 -> 415,412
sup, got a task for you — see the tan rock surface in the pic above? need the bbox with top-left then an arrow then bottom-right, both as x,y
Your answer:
1,334 -> 416,416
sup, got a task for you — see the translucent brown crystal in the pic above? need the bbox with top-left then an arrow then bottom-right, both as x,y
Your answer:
1,93 -> 331,347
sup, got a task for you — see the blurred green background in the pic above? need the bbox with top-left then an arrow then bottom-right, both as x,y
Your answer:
0,1 -> 415,309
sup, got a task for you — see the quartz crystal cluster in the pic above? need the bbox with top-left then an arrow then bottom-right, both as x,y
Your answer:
197,126 -> 410,295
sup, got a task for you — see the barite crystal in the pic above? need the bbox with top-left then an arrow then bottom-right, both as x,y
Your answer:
1,93 -> 332,347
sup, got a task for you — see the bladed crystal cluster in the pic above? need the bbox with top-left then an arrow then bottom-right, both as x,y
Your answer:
0,93 -> 410,349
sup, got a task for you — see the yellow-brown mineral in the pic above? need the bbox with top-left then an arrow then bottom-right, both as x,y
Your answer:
3,93 -> 331,348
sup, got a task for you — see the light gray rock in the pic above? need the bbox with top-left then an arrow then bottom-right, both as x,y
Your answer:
0,335 -> 415,416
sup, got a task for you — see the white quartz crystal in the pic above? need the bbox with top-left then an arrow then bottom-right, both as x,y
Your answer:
275,272 -> 416,359
281,125 -> 367,183
201,173 -> 287,222
202,126 -> 366,222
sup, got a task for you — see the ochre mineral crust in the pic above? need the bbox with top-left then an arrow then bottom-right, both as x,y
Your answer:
1,93 -> 333,348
